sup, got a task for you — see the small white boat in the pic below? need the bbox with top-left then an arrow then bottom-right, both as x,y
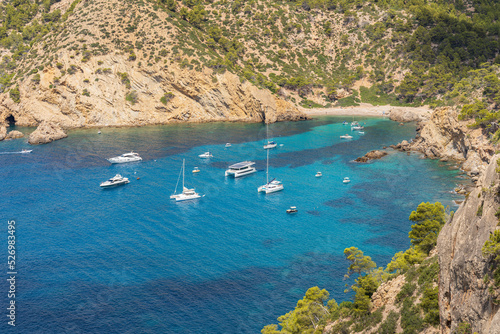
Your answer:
107,152 -> 142,164
343,121 -> 348,125
286,206 -> 298,214
171,159 -> 202,201
351,125 -> 364,130
225,143 -> 231,147
343,177 -> 351,184
20,149 -> 32,154
225,161 -> 257,178
100,174 -> 130,187
315,172 -> 322,177
192,167 -> 200,173
199,152 -> 213,158
340,134 -> 353,139
264,141 -> 277,149
98,130 -> 101,134
358,131 -> 365,134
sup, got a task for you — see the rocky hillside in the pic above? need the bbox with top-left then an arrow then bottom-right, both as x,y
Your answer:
438,154 -> 500,334
2,0 -> 500,128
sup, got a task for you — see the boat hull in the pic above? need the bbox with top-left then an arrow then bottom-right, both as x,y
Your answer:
107,157 -> 142,164
225,168 -> 257,178
100,180 -> 130,188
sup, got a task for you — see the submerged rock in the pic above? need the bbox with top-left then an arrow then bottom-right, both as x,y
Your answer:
28,121 -> 67,145
5,130 -> 24,140
354,150 -> 388,163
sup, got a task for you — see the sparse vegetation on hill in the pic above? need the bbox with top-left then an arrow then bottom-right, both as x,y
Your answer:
2,0 -> 500,110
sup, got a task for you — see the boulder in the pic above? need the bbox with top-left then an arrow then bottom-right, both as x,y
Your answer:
0,126 -> 6,141
355,150 -> 388,163
5,130 -> 24,140
28,121 -> 67,144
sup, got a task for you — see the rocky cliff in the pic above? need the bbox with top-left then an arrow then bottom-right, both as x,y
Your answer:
0,56 -> 306,128
399,107 -> 495,174
438,154 -> 500,333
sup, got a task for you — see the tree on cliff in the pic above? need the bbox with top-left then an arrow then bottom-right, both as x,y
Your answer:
261,286 -> 334,334
408,202 -> 446,255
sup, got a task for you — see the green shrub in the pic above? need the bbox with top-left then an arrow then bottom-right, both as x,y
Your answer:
126,91 -> 138,104
82,88 -> 90,97
377,311 -> 399,334
9,85 -> 20,103
160,92 -> 174,105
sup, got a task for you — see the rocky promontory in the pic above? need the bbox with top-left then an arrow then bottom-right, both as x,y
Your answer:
354,150 -> 389,163
393,107 -> 494,174
28,121 -> 68,145
389,107 -> 431,123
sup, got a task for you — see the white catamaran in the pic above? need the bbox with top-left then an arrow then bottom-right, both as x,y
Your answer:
170,159 -> 202,201
258,147 -> 283,194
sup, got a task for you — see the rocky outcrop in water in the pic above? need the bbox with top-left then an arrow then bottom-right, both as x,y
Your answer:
28,121 -> 67,144
354,150 -> 389,162
0,57 -> 306,129
438,154 -> 500,334
5,130 -> 24,140
395,107 -> 494,174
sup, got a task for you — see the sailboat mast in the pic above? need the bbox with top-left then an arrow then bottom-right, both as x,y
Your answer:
182,159 -> 185,189
266,147 -> 269,184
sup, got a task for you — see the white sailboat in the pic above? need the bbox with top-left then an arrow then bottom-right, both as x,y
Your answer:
170,159 -> 202,201
263,121 -> 277,149
258,147 -> 283,194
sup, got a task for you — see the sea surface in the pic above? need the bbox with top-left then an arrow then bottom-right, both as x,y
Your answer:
0,116 -> 465,333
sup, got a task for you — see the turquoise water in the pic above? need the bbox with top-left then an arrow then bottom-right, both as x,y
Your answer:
0,117 -> 464,333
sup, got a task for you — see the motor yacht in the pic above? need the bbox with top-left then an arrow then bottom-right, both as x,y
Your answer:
107,152 -> 142,164
192,167 -> 200,173
100,174 -> 130,187
343,177 -> 351,184
225,143 -> 231,147
198,152 -> 213,158
315,172 -> 322,177
20,149 -> 32,154
225,161 -> 257,178
286,206 -> 298,214
340,134 -> 353,139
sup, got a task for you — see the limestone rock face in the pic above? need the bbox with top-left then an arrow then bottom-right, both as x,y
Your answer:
28,121 -> 68,144
0,126 -> 6,141
0,58 -> 306,129
371,274 -> 406,310
5,130 -> 24,140
408,107 -> 493,173
438,154 -> 500,334
354,150 -> 388,162
389,107 -> 431,122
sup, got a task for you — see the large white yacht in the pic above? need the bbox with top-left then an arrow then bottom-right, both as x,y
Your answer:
170,159 -> 202,201
100,174 -> 130,188
107,152 -> 142,164
225,161 -> 257,178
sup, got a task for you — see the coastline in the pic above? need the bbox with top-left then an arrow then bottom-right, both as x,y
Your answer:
299,103 -> 432,118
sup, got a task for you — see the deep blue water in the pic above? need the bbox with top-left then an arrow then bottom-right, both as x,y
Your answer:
0,116 -> 465,333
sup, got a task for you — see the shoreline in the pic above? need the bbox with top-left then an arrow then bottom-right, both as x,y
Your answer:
299,103 -> 432,118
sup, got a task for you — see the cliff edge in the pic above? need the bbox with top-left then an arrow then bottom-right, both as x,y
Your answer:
438,154 -> 500,333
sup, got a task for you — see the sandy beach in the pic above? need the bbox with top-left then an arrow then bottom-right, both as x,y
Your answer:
300,103 -> 432,118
